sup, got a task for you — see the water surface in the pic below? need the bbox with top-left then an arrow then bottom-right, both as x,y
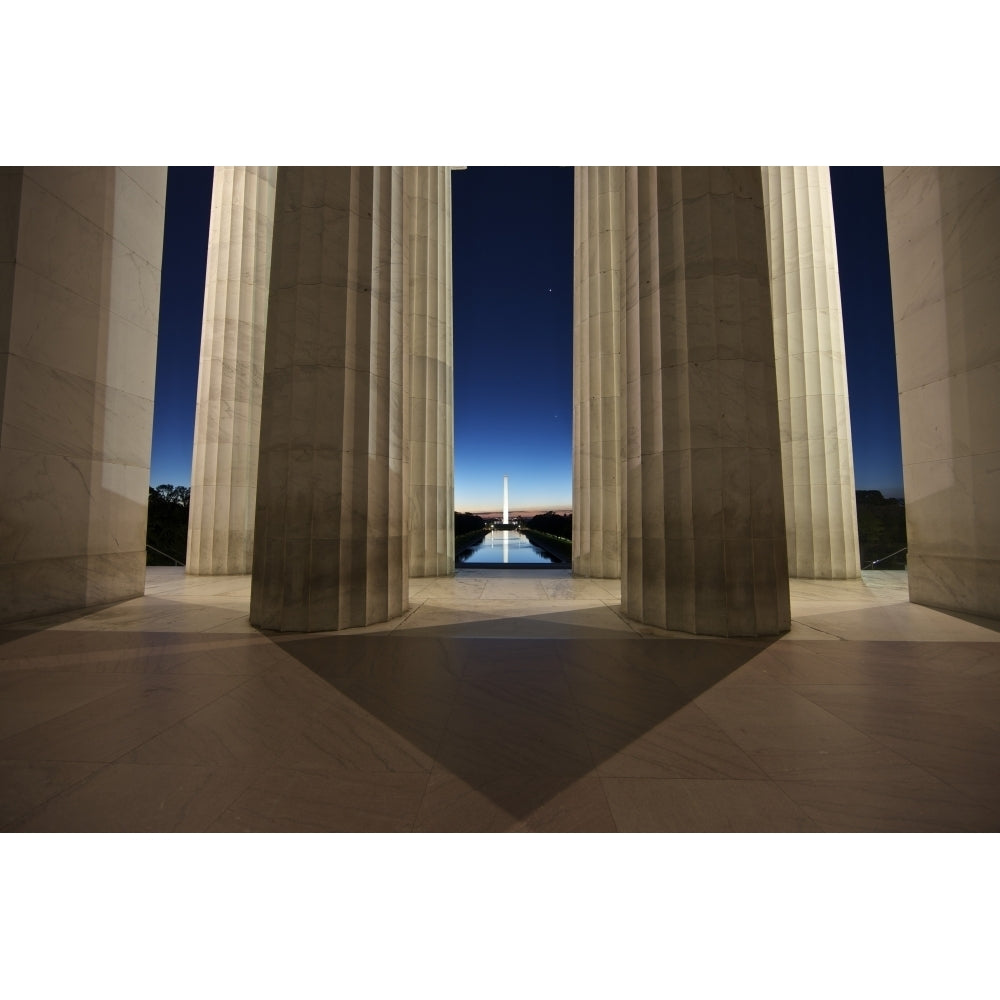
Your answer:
457,529 -> 564,566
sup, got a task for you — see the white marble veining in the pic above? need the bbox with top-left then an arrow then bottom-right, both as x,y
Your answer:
188,167 -> 276,575
885,167 -> 1000,620
762,166 -> 860,579
0,167 -> 167,624
573,167 -> 624,579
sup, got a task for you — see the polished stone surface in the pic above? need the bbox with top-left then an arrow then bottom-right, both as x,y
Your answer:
0,167 -> 167,624
406,167 -> 455,577
573,166 -> 624,579
187,166 -> 276,575
250,167 -> 408,630
885,166 -> 1000,620
2,567 -> 997,832
621,167 -> 790,635
762,166 -> 860,579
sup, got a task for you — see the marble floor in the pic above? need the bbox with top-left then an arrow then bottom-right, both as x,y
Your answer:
2,568 -> 999,832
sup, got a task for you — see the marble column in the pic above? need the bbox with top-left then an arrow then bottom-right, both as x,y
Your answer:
572,166 -> 624,578
187,166 -> 276,574
405,166 -> 454,577
250,167 -> 408,631
0,167 -> 167,624
621,167 -> 790,636
761,166 -> 860,579
884,166 -> 1000,620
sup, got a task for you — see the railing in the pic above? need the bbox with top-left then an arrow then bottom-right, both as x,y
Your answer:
863,547 -> 907,570
146,544 -> 184,566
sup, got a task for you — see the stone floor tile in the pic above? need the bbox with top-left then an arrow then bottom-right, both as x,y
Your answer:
2,566 -> 999,832
692,683 -> 919,780
435,698 -> 595,777
0,759 -> 103,829
0,673 -> 245,763
602,778 -> 822,832
586,704 -> 768,781
9,762 -> 259,832
794,680 -> 1000,737
0,670 -> 132,741
775,773 -> 1000,832
413,773 -> 617,832
275,698 -> 438,774
209,767 -> 428,832
122,673 -> 313,767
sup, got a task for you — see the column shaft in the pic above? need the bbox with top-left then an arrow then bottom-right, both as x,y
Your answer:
572,166 -> 624,578
621,167 -> 790,636
0,167 -> 167,623
250,167 -> 408,631
762,166 -> 860,578
187,166 -> 276,574
885,166 -> 1000,619
405,166 -> 454,577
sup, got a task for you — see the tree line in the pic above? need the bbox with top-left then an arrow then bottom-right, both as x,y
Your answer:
855,490 -> 907,568
146,485 -> 189,565
146,491 -> 904,569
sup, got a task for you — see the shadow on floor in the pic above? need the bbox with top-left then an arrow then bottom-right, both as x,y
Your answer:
272,628 -> 776,822
927,607 -> 1000,635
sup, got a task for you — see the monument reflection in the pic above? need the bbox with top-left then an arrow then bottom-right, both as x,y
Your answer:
457,530 -> 563,566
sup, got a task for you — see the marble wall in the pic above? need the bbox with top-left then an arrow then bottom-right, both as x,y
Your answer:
249,167 -> 409,631
187,167 -> 276,575
406,167 -> 455,577
885,166 -> 1000,620
621,167 -> 790,636
762,166 -> 860,579
572,166 -> 624,579
0,167 -> 167,625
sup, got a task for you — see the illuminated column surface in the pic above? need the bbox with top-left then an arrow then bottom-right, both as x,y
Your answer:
187,166 -> 276,574
885,166 -> 1000,619
0,167 -> 167,623
572,165 -> 624,578
250,167 -> 408,631
503,475 -> 509,523
406,166 -> 455,577
762,166 -> 860,579
621,166 -> 790,636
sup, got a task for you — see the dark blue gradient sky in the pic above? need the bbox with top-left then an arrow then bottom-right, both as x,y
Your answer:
451,167 -> 574,512
150,166 -> 213,487
829,166 -> 904,497
150,166 -> 905,508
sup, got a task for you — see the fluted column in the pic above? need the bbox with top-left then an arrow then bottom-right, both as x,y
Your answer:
622,167 -> 790,636
885,166 -> 1000,619
187,166 -> 276,574
762,166 -> 860,578
572,166 -> 624,578
405,166 -> 454,577
250,167 -> 408,631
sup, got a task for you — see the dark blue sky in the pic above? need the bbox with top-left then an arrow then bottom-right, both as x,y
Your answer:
150,166 -> 904,505
451,167 -> 574,512
151,166 -> 213,487
830,166 -> 904,496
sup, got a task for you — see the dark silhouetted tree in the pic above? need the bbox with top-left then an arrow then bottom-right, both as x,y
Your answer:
146,485 -> 190,565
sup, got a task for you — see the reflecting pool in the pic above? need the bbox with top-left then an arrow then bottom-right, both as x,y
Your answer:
457,529 -> 565,566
